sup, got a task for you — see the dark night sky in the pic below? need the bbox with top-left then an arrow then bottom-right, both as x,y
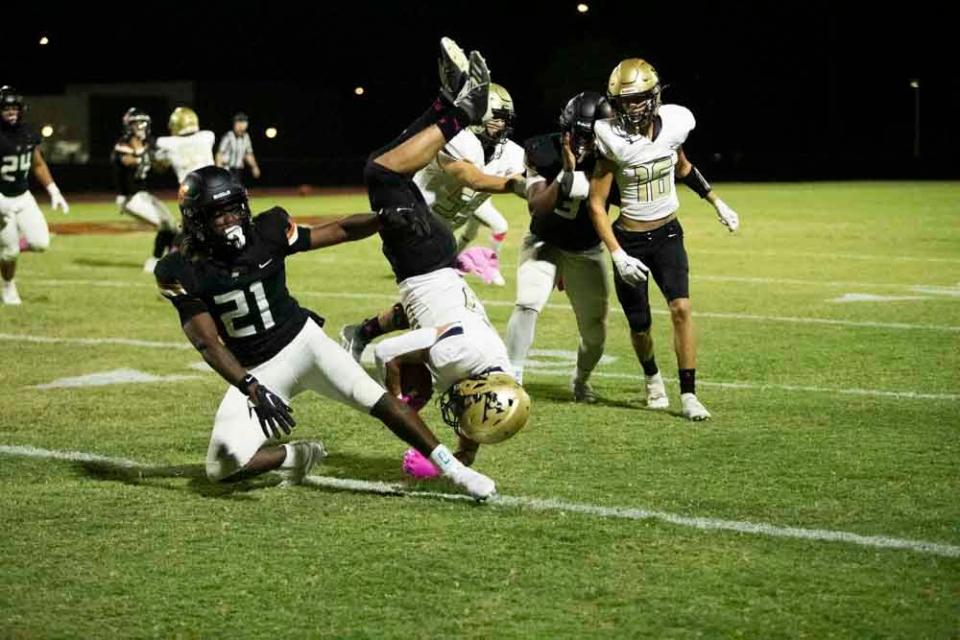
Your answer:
5,1 -> 953,181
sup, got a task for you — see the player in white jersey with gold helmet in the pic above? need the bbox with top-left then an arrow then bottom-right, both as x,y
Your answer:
155,107 -> 216,184
414,83 -> 525,286
588,58 -> 742,421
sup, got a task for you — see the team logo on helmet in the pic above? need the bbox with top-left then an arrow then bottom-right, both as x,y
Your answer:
440,371 -> 531,444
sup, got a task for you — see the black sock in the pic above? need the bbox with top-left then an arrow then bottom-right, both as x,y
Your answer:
679,368 -> 696,395
359,316 -> 385,341
153,229 -> 176,258
436,110 -> 467,142
641,357 -> 659,377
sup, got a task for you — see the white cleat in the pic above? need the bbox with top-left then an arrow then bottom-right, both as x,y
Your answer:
338,323 -> 368,363
279,441 -> 327,486
680,393 -> 711,421
571,378 -> 597,404
489,268 -> 506,287
645,372 -> 669,409
453,50 -> 491,125
2,281 -> 21,305
438,37 -> 469,104
143,256 -> 159,273
448,465 -> 496,501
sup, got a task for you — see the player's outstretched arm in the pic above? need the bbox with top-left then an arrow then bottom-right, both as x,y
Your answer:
307,213 -> 381,250
528,133 -> 579,217
31,149 -> 69,213
442,158 -> 525,195
676,147 -> 739,232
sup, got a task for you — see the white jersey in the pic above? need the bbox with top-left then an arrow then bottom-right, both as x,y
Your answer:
594,104 -> 695,222
428,313 -> 512,392
414,130 -> 523,230
155,130 -> 216,184
398,267 -> 489,329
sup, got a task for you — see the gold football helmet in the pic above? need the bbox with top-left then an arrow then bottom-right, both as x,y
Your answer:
471,83 -> 516,145
168,106 -> 199,136
440,372 -> 530,445
606,58 -> 661,134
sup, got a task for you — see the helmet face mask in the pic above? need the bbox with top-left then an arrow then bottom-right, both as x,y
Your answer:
179,167 -> 251,257
122,108 -> 151,140
0,86 -> 25,128
472,83 -> 516,146
439,372 -> 530,445
613,88 -> 661,135
559,91 -> 614,159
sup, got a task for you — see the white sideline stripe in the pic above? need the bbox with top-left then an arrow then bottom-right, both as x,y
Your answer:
1,444 -> 957,559
1,331 -> 956,402
28,279 -> 960,333
523,368 -> 960,402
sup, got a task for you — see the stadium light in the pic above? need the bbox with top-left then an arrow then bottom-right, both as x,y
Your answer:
39,36 -> 49,46
265,127 -> 278,139
577,3 -> 589,12
41,125 -> 54,138
909,79 -> 919,89
354,86 -> 365,96
910,80 -> 920,159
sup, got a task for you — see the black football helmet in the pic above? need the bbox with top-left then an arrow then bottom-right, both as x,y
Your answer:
559,91 -> 614,158
179,166 -> 252,257
122,107 -> 151,139
0,85 -> 25,129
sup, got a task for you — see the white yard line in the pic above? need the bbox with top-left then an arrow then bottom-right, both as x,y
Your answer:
1,444 -> 956,559
1,331 -> 956,402
27,279 -> 960,332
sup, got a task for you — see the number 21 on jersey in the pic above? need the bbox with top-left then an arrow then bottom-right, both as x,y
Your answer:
214,281 -> 275,337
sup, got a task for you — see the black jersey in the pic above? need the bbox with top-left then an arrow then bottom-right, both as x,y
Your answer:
0,124 -> 41,197
155,207 -> 318,367
111,135 -> 153,196
524,133 -> 620,252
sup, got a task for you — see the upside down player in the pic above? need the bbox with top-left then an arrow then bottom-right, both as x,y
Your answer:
153,165 -> 497,499
506,91 -> 617,403
358,38 -> 530,475
588,59 -> 741,420
111,108 -> 178,272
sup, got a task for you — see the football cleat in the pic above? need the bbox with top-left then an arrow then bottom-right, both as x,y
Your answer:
2,281 -> 21,305
645,372 -> 669,409
453,50 -> 491,125
447,464 -> 496,501
571,377 -> 597,404
338,323 -> 369,363
402,448 -> 440,479
278,440 -> 327,486
438,37 -> 469,105
680,393 -> 711,421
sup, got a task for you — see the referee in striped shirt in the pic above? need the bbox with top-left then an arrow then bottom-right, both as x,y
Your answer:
216,112 -> 261,184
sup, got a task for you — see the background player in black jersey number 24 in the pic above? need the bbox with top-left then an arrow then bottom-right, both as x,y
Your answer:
154,166 -> 496,500
0,86 -> 70,305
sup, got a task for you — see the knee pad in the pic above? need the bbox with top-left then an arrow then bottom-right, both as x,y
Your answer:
624,305 -> 652,333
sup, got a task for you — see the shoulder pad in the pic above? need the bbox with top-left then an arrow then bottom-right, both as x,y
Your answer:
444,129 -> 484,165
659,104 -> 696,139
154,253 -> 191,299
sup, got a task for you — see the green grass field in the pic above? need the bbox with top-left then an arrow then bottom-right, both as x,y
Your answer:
1,182 -> 958,638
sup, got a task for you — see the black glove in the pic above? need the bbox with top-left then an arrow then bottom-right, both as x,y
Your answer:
240,374 -> 296,438
378,206 -> 431,239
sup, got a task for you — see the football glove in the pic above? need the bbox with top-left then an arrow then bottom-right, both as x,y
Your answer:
611,248 -> 649,286
46,183 -> 69,214
242,375 -> 296,439
713,198 -> 740,232
378,206 -> 431,238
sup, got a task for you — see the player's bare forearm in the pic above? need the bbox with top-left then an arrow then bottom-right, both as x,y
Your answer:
445,160 -> 515,194
183,313 -> 248,389
308,213 -> 380,249
383,359 -> 403,397
527,181 -> 560,217
588,163 -> 620,252
31,149 -> 54,188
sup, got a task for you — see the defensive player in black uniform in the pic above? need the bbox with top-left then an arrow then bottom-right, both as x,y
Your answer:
154,165 -> 497,499
0,86 -> 69,305
505,92 -> 618,402
111,108 -> 178,273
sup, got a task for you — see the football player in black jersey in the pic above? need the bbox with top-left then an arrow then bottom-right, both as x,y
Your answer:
112,108 -> 178,273
0,86 -> 70,305
154,165 -> 497,499
505,92 -> 617,402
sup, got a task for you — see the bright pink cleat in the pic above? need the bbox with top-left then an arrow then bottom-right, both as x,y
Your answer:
455,247 -> 502,285
402,448 -> 440,479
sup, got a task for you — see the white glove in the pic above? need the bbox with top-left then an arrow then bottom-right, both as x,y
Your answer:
713,198 -> 738,232
47,183 -> 69,214
611,248 -> 649,286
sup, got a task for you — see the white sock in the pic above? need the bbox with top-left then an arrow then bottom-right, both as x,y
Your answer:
430,444 -> 462,475
280,443 -> 299,469
506,307 -> 538,380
